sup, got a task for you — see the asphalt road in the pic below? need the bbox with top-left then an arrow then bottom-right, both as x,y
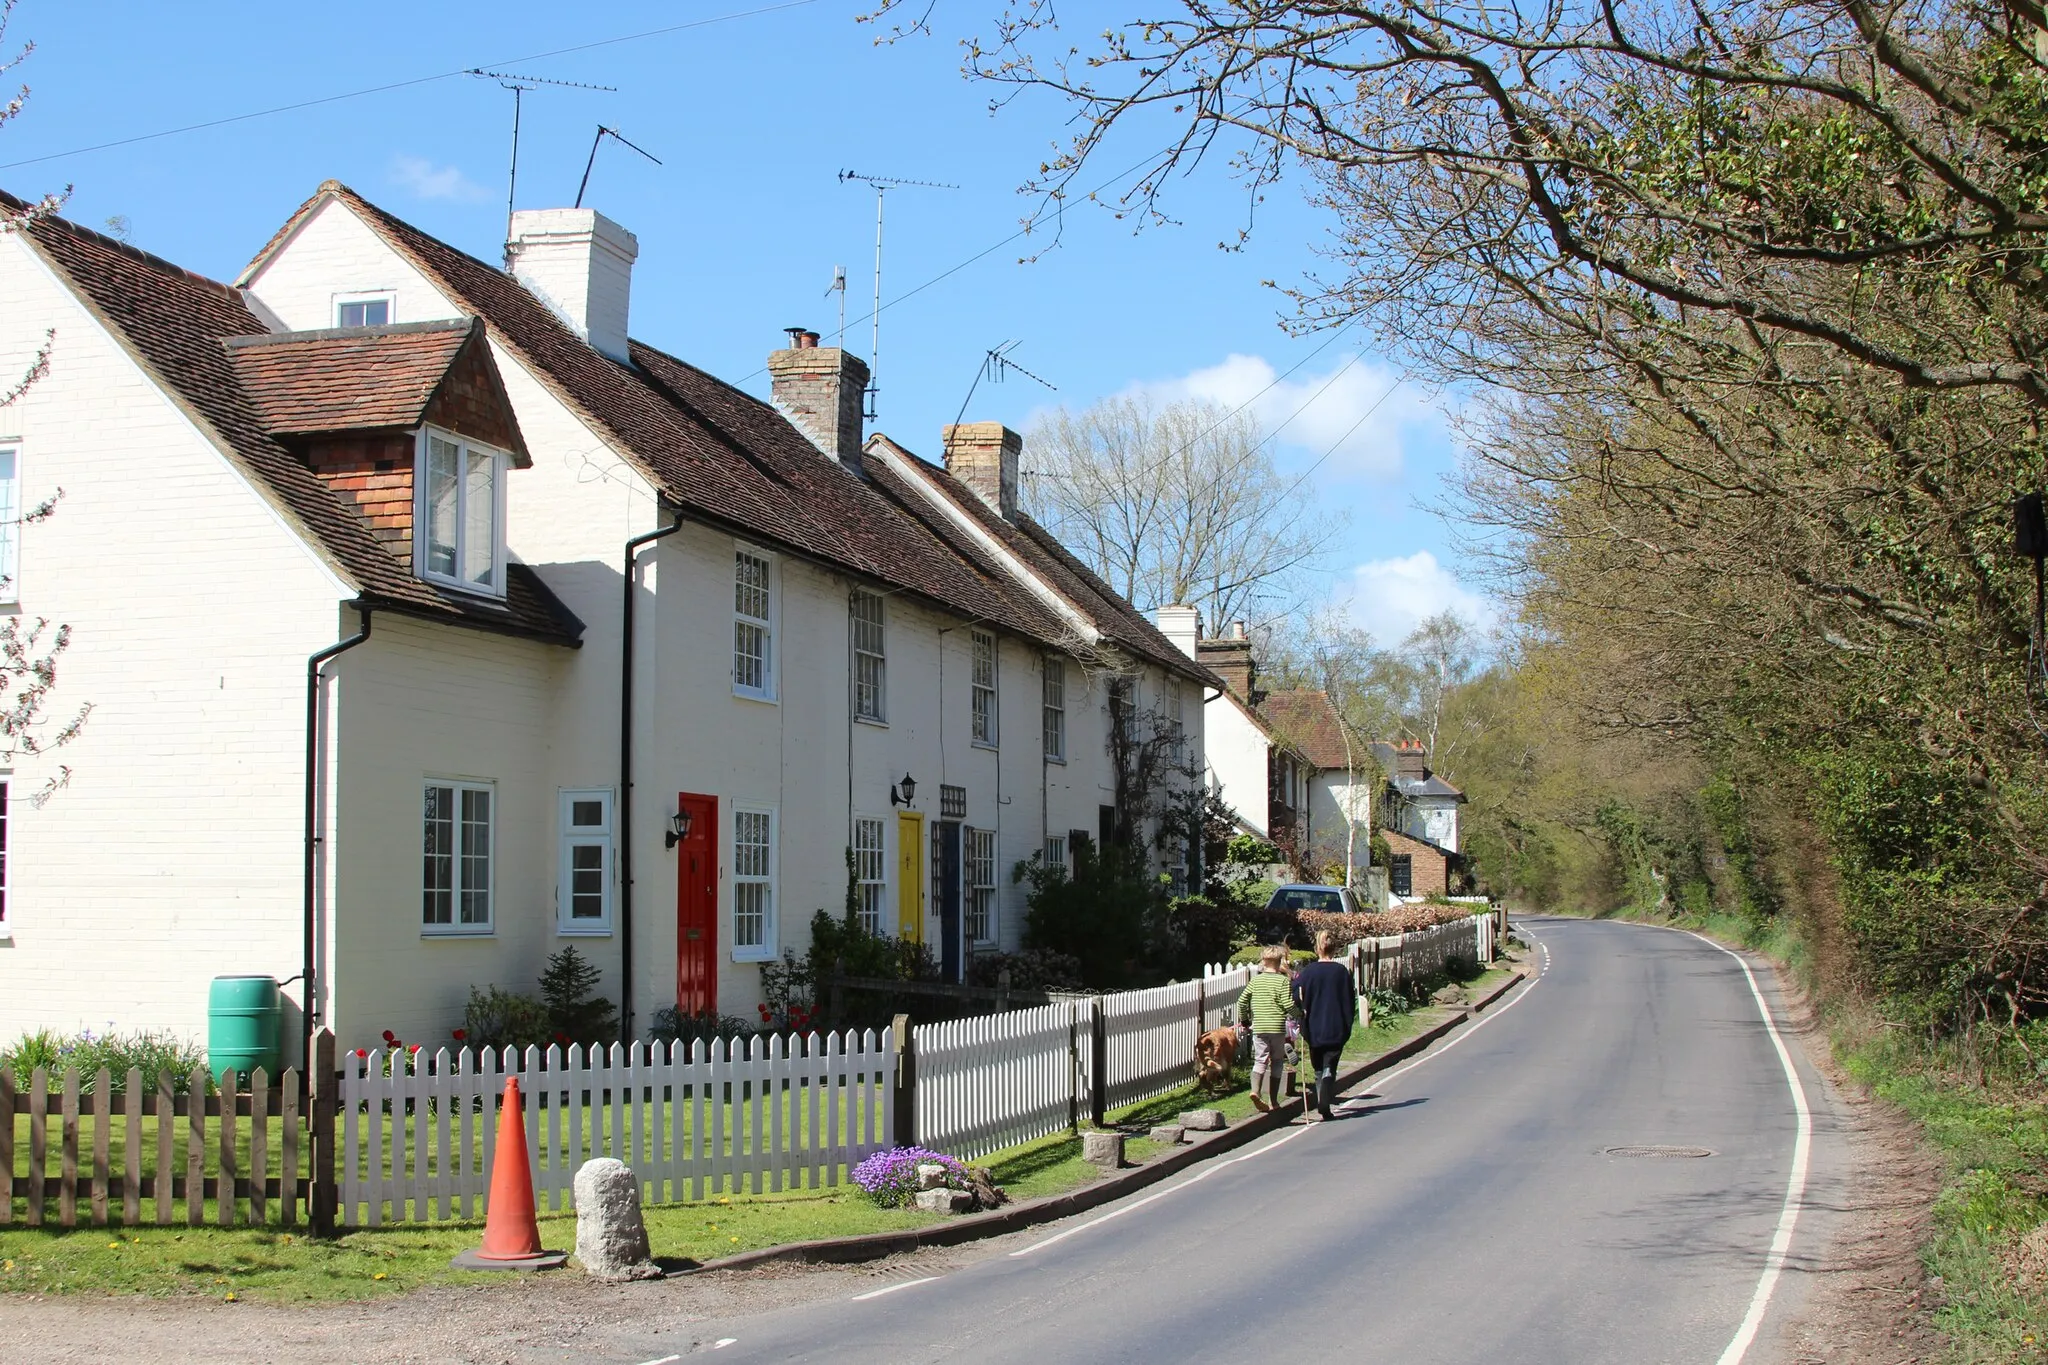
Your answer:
629,917 -> 1844,1365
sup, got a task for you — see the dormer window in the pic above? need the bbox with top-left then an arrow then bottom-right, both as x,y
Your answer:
416,426 -> 507,596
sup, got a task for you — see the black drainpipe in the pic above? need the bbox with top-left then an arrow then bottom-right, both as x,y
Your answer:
303,603 -> 373,1074
620,507 -> 683,1046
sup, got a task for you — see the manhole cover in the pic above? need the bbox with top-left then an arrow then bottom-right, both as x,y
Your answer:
1605,1144 -> 1714,1159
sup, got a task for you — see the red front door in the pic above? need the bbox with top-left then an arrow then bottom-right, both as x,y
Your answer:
675,792 -> 718,1017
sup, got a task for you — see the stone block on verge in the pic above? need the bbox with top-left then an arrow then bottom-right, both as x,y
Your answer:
1081,1130 -> 1126,1168
1149,1125 -> 1186,1145
1179,1109 -> 1226,1131
914,1187 -> 974,1213
916,1162 -> 951,1191
572,1158 -> 662,1281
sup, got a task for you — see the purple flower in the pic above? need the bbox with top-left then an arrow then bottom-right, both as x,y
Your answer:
850,1146 -> 969,1208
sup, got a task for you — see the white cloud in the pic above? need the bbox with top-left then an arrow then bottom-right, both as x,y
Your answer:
1125,351 -> 1443,480
389,155 -> 492,203
1336,551 -> 1498,645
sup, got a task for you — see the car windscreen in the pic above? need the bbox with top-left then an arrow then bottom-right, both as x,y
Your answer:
1270,888 -> 1345,914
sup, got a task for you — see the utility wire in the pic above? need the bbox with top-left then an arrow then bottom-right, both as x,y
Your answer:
0,0 -> 824,171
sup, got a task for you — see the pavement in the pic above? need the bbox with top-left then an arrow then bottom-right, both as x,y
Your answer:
621,916 -> 1847,1363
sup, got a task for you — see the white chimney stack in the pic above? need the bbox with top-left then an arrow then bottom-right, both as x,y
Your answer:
1155,604 -> 1201,659
506,208 -> 638,364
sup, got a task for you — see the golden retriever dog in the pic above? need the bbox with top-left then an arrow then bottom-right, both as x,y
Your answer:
1195,1026 -> 1239,1088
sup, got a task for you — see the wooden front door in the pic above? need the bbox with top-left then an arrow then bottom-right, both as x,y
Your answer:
675,791 -> 718,1017
896,811 -> 924,944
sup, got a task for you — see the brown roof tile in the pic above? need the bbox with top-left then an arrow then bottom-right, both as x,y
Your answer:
11,195 -> 580,647
1260,691 -> 1360,771
225,319 -> 482,436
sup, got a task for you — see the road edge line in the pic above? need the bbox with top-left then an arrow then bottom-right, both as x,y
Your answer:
677,965 -> 1532,1276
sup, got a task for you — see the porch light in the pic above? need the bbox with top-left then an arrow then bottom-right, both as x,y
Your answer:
890,772 -> 917,807
665,807 -> 693,850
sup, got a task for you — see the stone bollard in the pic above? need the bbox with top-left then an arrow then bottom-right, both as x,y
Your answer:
572,1158 -> 662,1281
914,1187 -> 975,1213
1149,1124 -> 1186,1145
1081,1130 -> 1125,1169
1178,1109 -> 1226,1132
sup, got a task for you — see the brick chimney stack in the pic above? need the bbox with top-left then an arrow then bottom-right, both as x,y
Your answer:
768,328 -> 870,473
1197,621 -> 1257,702
942,421 -> 1021,519
1394,739 -> 1429,779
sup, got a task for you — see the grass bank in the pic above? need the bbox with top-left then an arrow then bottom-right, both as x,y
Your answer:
1586,906 -> 2044,1363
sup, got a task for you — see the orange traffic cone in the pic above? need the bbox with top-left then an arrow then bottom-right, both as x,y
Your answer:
452,1075 -> 565,1270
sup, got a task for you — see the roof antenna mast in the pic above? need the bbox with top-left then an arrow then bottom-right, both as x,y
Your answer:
575,125 -> 663,209
946,340 -> 1058,452
466,69 -> 618,267
838,170 -> 958,424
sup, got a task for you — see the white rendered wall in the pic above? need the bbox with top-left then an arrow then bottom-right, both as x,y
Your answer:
1203,693 -> 1271,838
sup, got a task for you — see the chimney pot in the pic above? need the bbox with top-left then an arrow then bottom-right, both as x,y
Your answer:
942,421 -> 1022,520
1231,619 -> 1247,641
801,330 -> 821,348
506,208 -> 638,363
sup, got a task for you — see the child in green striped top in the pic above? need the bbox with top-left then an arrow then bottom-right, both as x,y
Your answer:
1237,944 -> 1298,1112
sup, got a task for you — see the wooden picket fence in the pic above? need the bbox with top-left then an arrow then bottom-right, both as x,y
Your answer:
337,1030 -> 894,1226
1,1064 -> 307,1229
1350,913 -> 1496,993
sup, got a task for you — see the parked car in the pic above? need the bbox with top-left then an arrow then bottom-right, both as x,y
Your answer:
1266,884 -> 1367,916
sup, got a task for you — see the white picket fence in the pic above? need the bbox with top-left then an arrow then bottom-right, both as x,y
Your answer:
1350,913 -> 1496,992
912,999 -> 1090,1161
1101,966 -> 1251,1111
337,1030 -> 894,1226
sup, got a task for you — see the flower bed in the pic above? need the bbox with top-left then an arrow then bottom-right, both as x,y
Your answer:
850,1146 -> 969,1208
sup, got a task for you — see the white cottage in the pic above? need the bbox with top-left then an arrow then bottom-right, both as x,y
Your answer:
0,183 -> 1214,1060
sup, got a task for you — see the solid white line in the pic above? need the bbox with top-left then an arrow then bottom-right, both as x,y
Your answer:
1683,930 -> 1813,1365
1011,939 -> 1548,1259
851,1275 -> 940,1300
634,1356 -> 682,1365
712,1341 -> 738,1351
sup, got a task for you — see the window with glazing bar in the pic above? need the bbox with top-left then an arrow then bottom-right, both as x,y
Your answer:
733,807 -> 775,954
851,590 -> 885,721
966,827 -> 996,944
854,817 -> 886,934
1042,657 -> 1065,761
423,780 -> 493,931
971,631 -> 998,745
733,549 -> 774,698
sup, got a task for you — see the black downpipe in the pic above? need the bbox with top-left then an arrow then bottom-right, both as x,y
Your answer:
620,508 -> 683,1046
303,604 -> 373,1074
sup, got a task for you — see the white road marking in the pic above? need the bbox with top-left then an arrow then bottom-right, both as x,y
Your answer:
1681,930 -> 1813,1365
635,1356 -> 682,1365
851,1275 -> 940,1300
1012,939 -> 1546,1259
713,1340 -> 738,1350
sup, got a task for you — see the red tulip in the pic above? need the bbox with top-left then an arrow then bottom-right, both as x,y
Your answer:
355,1048 -> 369,1058
452,1029 -> 467,1041
381,1030 -> 396,1042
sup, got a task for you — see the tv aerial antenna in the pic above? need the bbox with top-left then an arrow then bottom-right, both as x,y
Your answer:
838,170 -> 958,422
947,341 -> 1057,448
466,69 -> 617,263
575,126 -> 662,208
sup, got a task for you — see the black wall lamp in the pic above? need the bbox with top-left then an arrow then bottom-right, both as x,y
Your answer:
665,806 -> 694,850
889,772 -> 918,807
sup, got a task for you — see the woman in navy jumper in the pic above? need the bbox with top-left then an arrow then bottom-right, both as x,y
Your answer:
1292,929 -> 1357,1121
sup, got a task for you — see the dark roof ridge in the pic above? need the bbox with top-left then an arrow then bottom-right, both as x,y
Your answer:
223,317 -> 475,349
1,187 -> 245,302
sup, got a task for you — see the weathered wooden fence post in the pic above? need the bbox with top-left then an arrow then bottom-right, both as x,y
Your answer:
996,968 -> 1011,1015
1088,996 -> 1107,1128
309,1029 -> 337,1237
1067,1001 -> 1082,1134
890,1014 -> 916,1147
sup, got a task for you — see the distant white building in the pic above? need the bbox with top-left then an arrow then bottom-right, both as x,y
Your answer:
0,182 -> 1215,1058
1369,740 -> 1467,899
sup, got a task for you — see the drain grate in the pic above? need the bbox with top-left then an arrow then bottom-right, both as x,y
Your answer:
1605,1144 -> 1715,1159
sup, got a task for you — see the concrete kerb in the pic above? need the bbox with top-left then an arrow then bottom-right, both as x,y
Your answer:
681,966 -> 1530,1277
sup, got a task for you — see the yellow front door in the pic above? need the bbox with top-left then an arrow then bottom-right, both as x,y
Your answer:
897,811 -> 925,944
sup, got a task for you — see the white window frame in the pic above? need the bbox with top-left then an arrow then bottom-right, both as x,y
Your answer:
853,816 -> 887,935
731,804 -> 777,960
850,589 -> 886,723
971,630 -> 998,748
0,773 -> 11,938
966,826 -> 997,946
0,444 -> 20,607
414,426 -> 509,598
1042,656 -> 1065,763
557,788 -> 615,936
334,291 -> 395,328
732,545 -> 777,702
423,778 -> 495,935
1042,833 -> 1067,878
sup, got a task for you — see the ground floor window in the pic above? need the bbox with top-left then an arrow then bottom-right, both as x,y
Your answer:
1389,854 -> 1413,898
0,777 -> 10,933
733,806 -> 775,956
854,816 -> 886,935
559,789 -> 614,933
1042,834 -> 1067,877
424,780 -> 493,931
966,827 -> 996,945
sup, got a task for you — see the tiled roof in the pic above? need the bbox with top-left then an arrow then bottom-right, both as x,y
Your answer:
11,195 -> 581,647
1260,690 -> 1359,771
280,183 -> 1212,670
1368,740 -> 1465,799
224,319 -> 491,441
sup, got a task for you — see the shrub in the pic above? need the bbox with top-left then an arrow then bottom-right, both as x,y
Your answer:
966,947 -> 1085,993
851,1145 -> 969,1208
462,986 -> 551,1055
647,1007 -> 758,1049
1018,841 -> 1166,988
539,945 -> 617,1046
1165,896 -> 1245,973
2,1026 -> 210,1092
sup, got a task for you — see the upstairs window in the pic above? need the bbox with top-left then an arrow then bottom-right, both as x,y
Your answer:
0,778 -> 10,936
733,548 -> 775,699
851,590 -> 886,722
971,630 -> 998,746
1042,658 -> 1065,762
854,817 -> 886,935
0,447 -> 19,604
336,294 -> 392,328
417,428 -> 506,596
558,790 -> 614,935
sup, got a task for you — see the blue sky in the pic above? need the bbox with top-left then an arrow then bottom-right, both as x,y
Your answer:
2,0 -> 1491,644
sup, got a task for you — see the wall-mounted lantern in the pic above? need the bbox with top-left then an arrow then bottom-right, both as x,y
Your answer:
889,772 -> 918,807
665,806 -> 694,850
